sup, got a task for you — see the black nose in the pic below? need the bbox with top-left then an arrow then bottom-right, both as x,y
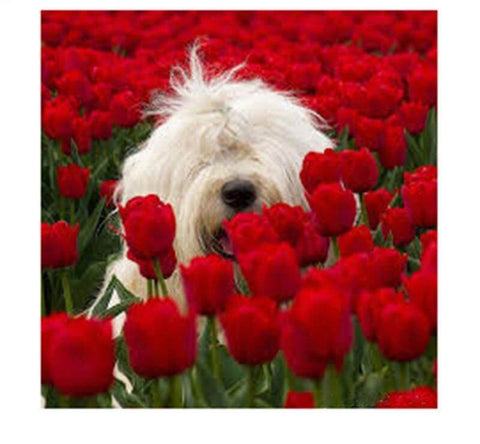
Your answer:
221,179 -> 257,210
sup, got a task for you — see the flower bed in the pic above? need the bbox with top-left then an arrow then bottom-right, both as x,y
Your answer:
41,10 -> 437,408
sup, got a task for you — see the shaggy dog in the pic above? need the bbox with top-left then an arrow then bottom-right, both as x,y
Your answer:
94,47 -> 332,334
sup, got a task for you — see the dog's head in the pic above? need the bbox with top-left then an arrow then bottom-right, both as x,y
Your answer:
118,46 -> 332,263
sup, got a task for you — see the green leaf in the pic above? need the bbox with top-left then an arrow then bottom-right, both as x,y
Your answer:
195,360 -> 228,408
110,379 -> 146,408
70,261 -> 107,312
218,345 -> 246,390
112,275 -> 141,303
70,139 -> 84,167
228,377 -> 248,407
91,274 -> 116,316
101,300 -> 135,319
78,197 -> 105,254
269,355 -> 286,407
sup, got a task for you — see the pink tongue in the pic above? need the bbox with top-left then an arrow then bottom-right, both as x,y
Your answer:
220,235 -> 234,256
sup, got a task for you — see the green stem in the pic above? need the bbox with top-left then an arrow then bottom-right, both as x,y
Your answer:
313,378 -> 323,408
61,271 -> 73,315
69,199 -> 75,225
394,361 -> 410,391
147,279 -> 153,297
153,259 -> 168,297
359,193 -> 369,228
247,366 -> 256,408
154,280 -> 159,297
331,236 -> 339,262
150,379 -> 162,408
169,375 -> 182,408
324,364 -> 342,408
208,317 -> 221,381
41,276 -> 46,316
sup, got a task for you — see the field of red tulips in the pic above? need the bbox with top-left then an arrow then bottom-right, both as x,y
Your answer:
41,10 -> 437,408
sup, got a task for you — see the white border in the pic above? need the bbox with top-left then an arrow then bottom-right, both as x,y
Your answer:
2,1 -> 480,442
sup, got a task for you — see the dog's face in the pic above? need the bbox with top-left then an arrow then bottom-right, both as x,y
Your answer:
119,74 -> 332,264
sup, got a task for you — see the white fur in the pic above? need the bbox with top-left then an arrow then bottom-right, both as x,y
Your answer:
92,46 -> 332,336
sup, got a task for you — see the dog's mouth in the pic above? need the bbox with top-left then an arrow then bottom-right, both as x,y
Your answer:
209,228 -> 235,260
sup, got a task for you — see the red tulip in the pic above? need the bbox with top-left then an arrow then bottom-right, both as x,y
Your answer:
370,247 -> 407,289
41,221 -> 79,269
395,101 -> 428,134
57,164 -> 90,199
340,147 -> 378,193
238,243 -> 301,303
110,90 -> 141,128
420,229 -> 437,253
42,97 -> 76,140
124,298 -> 196,378
180,254 -> 235,315
89,110 -> 113,140
403,270 -> 437,332
223,212 -> 279,256
378,124 -> 407,169
308,183 -> 356,237
284,391 -> 314,408
220,296 -> 281,366
364,188 -> 394,229
404,165 -> 437,185
294,217 -> 330,267
281,285 -> 352,379
47,316 -> 115,396
41,312 -> 69,385
338,225 -> 374,257
127,247 -> 177,281
402,180 -> 437,228
263,203 -> 306,247
377,386 -> 437,408
119,194 -> 176,260
99,179 -> 119,207
357,287 -> 404,342
377,301 -> 430,361
300,148 -> 341,194
381,207 -> 416,247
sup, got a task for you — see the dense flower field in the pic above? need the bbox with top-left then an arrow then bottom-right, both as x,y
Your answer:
41,10 -> 437,408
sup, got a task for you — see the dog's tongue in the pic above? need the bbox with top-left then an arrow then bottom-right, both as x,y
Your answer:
220,234 -> 234,257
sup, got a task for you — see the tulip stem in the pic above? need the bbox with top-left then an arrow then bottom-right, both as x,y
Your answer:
247,366 -> 256,408
324,364 -> 342,408
313,378 -> 323,408
207,317 -> 221,381
153,259 -> 168,297
41,276 -> 46,316
169,375 -> 182,408
69,199 -> 75,225
393,361 -> 410,391
61,271 -> 73,315
331,236 -> 339,262
150,379 -> 162,408
359,193 -> 369,228
146,279 -> 153,297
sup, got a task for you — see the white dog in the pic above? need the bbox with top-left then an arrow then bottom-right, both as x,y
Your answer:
94,46 -> 332,334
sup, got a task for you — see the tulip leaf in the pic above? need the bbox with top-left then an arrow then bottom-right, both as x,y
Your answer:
217,345 -> 246,390
110,378 -> 147,408
269,355 -> 286,407
112,275 -> 141,303
91,273 -> 117,316
70,139 -> 84,168
78,197 -> 105,254
101,300 -> 134,319
195,360 -> 228,408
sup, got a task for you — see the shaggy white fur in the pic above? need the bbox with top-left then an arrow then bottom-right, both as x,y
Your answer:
92,45 -> 332,335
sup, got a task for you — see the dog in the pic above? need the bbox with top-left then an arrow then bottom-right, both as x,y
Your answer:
93,45 -> 332,335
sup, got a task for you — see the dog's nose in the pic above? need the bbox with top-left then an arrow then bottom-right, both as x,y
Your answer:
221,179 -> 257,210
